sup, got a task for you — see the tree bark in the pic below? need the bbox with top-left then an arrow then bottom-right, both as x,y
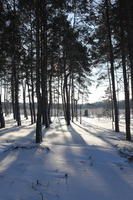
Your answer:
41,1 -> 49,128
105,0 -> 119,132
22,80 -> 28,119
27,82 -> 34,124
119,0 -> 131,141
125,0 -> 133,115
0,95 -> 5,128
35,0 -> 42,143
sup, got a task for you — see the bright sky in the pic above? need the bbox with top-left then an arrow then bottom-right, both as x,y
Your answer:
87,68 -> 125,104
89,85 -> 107,103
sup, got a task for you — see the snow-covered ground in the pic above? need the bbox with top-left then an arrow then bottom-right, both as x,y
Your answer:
0,116 -> 133,200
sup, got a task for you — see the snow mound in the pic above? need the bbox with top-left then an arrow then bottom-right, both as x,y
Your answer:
115,143 -> 133,161
4,143 -> 50,153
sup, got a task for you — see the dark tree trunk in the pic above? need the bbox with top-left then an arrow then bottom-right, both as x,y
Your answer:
30,68 -> 36,123
75,99 -> 78,121
22,81 -> 28,119
63,70 -> 70,125
105,0 -> 119,132
36,98 -> 42,143
14,73 -> 21,126
107,63 -> 114,130
27,82 -> 34,124
80,103 -> 82,124
119,0 -> 131,141
11,71 -> 16,120
41,1 -> 49,128
35,0 -> 42,143
71,73 -> 74,122
0,95 -> 5,128
61,74 -> 67,120
125,0 -> 133,115
12,0 -> 21,126
30,22 -> 36,123
57,76 -> 60,117
48,73 -> 52,123
4,82 -> 9,116
65,76 -> 71,125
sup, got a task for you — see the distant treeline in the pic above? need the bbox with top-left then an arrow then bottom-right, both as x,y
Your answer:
2,100 -> 129,112
91,100 -> 131,110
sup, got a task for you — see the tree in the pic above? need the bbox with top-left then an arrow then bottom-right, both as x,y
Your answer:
124,0 -> 133,114
105,0 -> 119,132
0,95 -> 5,128
118,0 -> 131,140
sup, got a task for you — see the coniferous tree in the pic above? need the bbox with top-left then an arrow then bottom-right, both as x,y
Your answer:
118,0 -> 131,140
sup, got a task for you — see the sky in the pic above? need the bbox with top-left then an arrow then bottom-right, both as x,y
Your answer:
87,67 -> 125,104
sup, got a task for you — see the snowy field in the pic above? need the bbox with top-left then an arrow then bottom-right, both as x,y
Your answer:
0,116 -> 133,200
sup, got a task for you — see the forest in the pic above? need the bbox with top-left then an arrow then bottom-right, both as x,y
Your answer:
0,0 -> 133,142
0,0 -> 133,199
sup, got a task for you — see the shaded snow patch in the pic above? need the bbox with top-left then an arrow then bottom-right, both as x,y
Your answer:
4,143 -> 50,153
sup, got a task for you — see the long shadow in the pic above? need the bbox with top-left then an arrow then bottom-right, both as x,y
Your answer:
59,119 -> 86,145
44,119 -> 72,144
48,120 -> 133,199
73,122 -> 119,147
1,129 -> 36,145
0,124 -> 35,137
43,118 -> 86,146
1,142 -> 133,200
67,125 -> 87,146
82,119 -> 128,139
83,118 -> 133,136
0,128 -> 38,170
87,119 -> 133,139
0,122 -> 53,199
0,124 -> 49,173
82,119 -> 120,134
1,119 -> 133,199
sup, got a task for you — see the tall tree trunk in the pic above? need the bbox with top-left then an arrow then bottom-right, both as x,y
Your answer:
12,0 -> 21,126
74,99 -> 78,121
105,0 -> 119,132
125,0 -> 133,115
35,0 -> 42,143
11,67 -> 16,120
65,75 -> 71,125
61,74 -> 67,120
71,72 -> 74,122
30,68 -> 36,123
107,62 -> 114,129
22,80 -> 28,119
48,72 -> 52,123
63,74 -> 71,125
57,76 -> 60,117
4,80 -> 9,116
119,0 -> 131,141
27,82 -> 34,124
62,49 -> 71,125
14,72 -> 21,126
30,21 -> 36,123
0,95 -> 5,128
41,1 -> 49,128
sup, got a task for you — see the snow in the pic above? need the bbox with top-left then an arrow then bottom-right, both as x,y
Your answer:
0,116 -> 133,200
